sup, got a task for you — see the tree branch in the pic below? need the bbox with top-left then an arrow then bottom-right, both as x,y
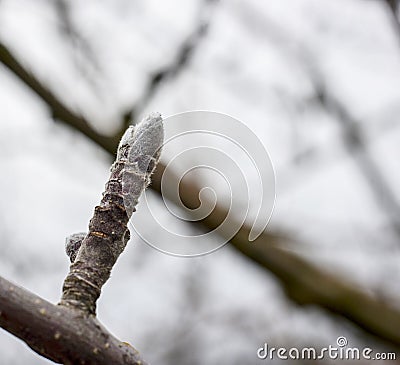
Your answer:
2,37 -> 400,349
60,113 -> 163,315
385,0 -> 400,38
311,75 -> 400,238
122,0 -> 217,127
0,113 -> 162,363
0,41 -> 120,154
0,276 -> 147,365
152,162 -> 400,348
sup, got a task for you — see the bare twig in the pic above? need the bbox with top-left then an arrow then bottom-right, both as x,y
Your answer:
385,0 -> 400,37
386,0 -> 398,13
60,113 -> 163,314
311,75 -> 400,237
0,41 -> 120,154
0,114 -> 162,363
237,8 -> 400,239
53,0 -> 101,87
122,0 -> 218,127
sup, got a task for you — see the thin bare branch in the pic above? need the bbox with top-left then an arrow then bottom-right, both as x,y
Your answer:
122,0 -> 218,127
60,113 -> 163,314
311,75 -> 400,237
0,41 -> 120,154
52,0 -> 102,94
239,10 -> 400,239
385,0 -> 400,37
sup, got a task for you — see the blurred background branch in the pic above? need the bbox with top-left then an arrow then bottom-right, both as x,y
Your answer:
120,0 -> 218,128
0,41 -> 120,153
310,70 -> 400,239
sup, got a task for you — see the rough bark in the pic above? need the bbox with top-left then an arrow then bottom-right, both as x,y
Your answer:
60,113 -> 163,315
0,276 -> 147,365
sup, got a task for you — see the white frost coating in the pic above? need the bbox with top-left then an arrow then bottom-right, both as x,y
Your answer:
121,112 -> 164,216
116,125 -> 136,162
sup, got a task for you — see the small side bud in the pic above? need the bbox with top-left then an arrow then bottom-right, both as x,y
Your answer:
65,232 -> 86,263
